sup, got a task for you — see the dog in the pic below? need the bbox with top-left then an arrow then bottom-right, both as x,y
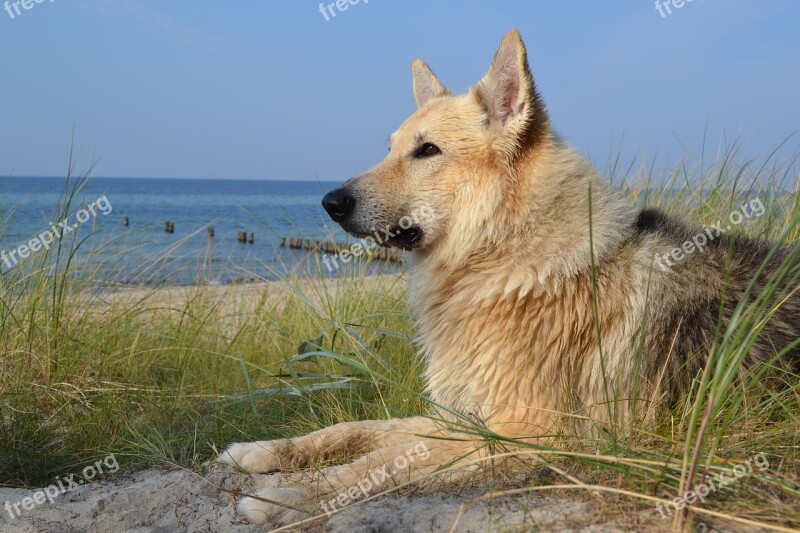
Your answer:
219,29 -> 800,524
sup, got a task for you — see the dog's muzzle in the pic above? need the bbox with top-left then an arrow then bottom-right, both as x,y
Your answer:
322,187 -> 426,250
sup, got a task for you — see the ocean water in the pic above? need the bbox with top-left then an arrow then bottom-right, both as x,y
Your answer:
0,177 -> 397,285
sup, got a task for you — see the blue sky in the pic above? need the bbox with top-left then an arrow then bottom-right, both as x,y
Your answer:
0,0 -> 798,181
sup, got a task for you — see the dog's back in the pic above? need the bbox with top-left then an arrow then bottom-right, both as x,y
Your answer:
632,208 -> 800,400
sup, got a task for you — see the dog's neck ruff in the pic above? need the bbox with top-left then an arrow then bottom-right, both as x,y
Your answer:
404,154 -> 637,433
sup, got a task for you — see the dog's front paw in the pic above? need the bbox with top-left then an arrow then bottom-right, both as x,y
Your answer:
238,486 -> 312,525
217,441 -> 284,473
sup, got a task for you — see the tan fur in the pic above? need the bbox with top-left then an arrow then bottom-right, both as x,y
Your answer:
218,30 -> 799,524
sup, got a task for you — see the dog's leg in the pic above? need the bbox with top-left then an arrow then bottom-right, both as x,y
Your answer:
237,434 -> 485,525
217,416 -> 440,473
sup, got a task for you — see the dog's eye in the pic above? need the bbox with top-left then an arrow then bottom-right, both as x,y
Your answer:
415,143 -> 441,158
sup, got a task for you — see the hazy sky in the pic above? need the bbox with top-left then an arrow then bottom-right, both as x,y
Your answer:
1,0 -> 798,181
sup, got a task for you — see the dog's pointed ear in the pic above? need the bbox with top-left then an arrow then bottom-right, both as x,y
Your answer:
475,30 -> 545,138
412,59 -> 451,108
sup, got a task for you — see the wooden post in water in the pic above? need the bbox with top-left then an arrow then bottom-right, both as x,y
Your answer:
122,216 -> 129,227
206,227 -> 214,276
165,221 -> 174,233
248,232 -> 254,244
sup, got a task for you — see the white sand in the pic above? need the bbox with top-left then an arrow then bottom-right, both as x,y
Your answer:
0,464 -> 636,532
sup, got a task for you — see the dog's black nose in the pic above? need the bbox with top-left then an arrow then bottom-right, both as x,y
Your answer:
322,189 -> 356,222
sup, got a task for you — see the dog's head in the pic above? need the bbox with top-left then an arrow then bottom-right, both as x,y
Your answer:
322,29 -> 550,252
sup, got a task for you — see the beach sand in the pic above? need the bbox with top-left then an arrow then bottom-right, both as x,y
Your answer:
0,462 -> 766,532
0,464 -> 636,532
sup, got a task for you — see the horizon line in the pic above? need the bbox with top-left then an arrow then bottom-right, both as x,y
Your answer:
2,175 -> 344,183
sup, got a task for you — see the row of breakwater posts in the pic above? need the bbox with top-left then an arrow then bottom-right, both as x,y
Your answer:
159,221 -> 256,244
236,231 -> 254,244
139,221 -> 400,263
280,237 -> 403,263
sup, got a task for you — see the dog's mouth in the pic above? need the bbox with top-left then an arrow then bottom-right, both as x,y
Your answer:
346,224 -> 425,251
387,225 -> 424,251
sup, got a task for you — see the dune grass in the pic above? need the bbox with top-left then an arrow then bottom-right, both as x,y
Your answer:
0,143 -> 798,532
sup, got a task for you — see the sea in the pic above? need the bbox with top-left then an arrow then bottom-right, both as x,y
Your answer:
0,176 -> 399,285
